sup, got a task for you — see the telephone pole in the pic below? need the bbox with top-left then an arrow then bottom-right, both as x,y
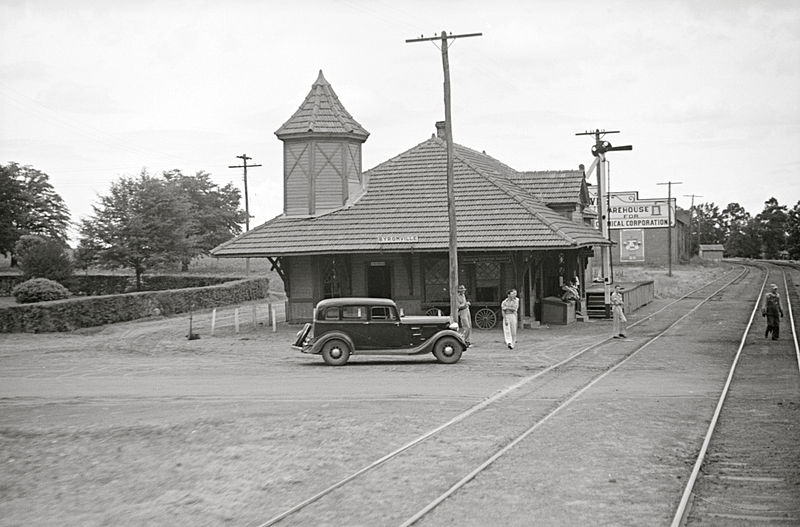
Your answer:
684,193 -> 703,257
657,181 -> 682,276
229,154 -> 262,274
576,129 -> 631,317
406,31 -> 481,321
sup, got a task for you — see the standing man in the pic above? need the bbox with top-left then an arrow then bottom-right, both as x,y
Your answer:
457,284 -> 472,347
762,283 -> 784,340
501,288 -> 519,349
611,284 -> 627,339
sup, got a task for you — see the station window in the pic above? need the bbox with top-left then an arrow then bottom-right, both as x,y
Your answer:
475,261 -> 501,302
322,258 -> 341,299
424,258 -> 449,303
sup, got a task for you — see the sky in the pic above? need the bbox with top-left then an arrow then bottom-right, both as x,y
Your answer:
2,0 -> 798,243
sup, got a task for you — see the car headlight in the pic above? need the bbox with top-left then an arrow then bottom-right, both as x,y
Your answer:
448,321 -> 459,331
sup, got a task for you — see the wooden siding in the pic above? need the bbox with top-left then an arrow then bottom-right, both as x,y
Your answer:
347,143 -> 363,199
314,142 -> 344,212
351,255 -> 367,296
284,143 -> 310,216
289,301 -> 314,322
392,257 -> 411,299
288,256 -> 313,298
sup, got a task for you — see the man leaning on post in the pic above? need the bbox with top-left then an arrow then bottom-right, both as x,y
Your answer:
457,284 -> 472,348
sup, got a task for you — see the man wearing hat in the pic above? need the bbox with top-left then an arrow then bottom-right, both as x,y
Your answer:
456,284 -> 472,347
762,283 -> 784,340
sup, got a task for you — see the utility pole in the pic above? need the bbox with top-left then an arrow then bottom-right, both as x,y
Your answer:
229,154 -> 261,274
657,181 -> 682,276
684,193 -> 703,257
407,31 -> 481,322
576,129 -> 631,317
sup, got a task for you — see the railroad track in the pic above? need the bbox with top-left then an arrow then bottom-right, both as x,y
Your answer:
672,262 -> 800,526
254,265 -> 757,526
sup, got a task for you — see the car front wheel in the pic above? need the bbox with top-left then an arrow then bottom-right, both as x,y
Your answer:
433,336 -> 463,364
321,339 -> 351,366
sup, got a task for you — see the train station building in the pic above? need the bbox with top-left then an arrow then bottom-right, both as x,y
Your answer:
212,71 -> 610,327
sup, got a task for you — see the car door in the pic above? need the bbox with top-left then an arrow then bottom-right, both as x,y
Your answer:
367,306 -> 410,349
339,305 -> 370,350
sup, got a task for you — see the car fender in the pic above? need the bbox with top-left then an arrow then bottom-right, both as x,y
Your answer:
310,331 -> 355,355
424,329 -> 467,352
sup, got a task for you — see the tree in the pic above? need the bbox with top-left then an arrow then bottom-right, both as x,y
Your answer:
0,167 -> 26,257
14,234 -> 73,283
786,201 -> 800,260
755,197 -> 788,259
77,171 -> 193,289
0,163 -> 70,262
161,170 -> 246,271
694,202 -> 726,246
721,203 -> 758,258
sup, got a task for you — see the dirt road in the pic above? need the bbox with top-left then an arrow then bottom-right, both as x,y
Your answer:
1,263 -> 797,526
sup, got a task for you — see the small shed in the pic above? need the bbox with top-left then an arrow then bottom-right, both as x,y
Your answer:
699,244 -> 725,262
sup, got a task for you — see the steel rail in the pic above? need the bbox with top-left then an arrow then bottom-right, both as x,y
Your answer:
256,266 -> 747,527
669,264 -> 798,526
784,268 -> 800,374
401,264 -> 751,526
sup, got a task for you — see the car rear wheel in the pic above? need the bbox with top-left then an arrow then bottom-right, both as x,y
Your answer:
433,336 -> 463,364
321,339 -> 350,366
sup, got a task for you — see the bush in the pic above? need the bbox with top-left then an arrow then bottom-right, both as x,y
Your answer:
14,235 -> 73,282
12,278 -> 71,304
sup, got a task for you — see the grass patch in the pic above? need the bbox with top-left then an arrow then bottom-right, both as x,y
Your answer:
613,262 -> 731,299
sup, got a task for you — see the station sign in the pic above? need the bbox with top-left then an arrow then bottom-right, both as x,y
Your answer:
587,186 -> 675,229
377,235 -> 418,243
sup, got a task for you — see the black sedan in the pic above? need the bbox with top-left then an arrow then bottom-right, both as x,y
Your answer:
292,297 -> 467,366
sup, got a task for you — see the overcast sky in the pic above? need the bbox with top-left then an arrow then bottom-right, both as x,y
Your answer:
2,0 -> 798,241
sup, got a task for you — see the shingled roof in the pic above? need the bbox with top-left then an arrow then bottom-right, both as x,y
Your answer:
212,136 -> 609,258
274,70 -> 369,140
509,170 -> 589,206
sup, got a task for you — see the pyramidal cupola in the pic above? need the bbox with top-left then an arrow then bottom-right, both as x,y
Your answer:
275,70 -> 370,217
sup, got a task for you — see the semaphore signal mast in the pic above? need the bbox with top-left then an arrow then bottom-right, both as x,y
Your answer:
576,129 -> 632,317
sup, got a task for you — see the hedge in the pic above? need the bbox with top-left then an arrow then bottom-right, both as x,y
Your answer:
1,273 -> 239,297
0,277 -> 269,333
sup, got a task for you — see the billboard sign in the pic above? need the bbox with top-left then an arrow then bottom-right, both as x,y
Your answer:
619,229 -> 645,262
588,186 -> 675,229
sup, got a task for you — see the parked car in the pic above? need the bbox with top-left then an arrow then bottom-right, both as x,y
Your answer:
292,297 -> 467,366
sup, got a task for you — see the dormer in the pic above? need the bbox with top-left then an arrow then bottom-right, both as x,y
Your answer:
275,71 -> 370,217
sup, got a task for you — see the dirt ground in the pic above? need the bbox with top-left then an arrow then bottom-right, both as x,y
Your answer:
1,263 -> 757,526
